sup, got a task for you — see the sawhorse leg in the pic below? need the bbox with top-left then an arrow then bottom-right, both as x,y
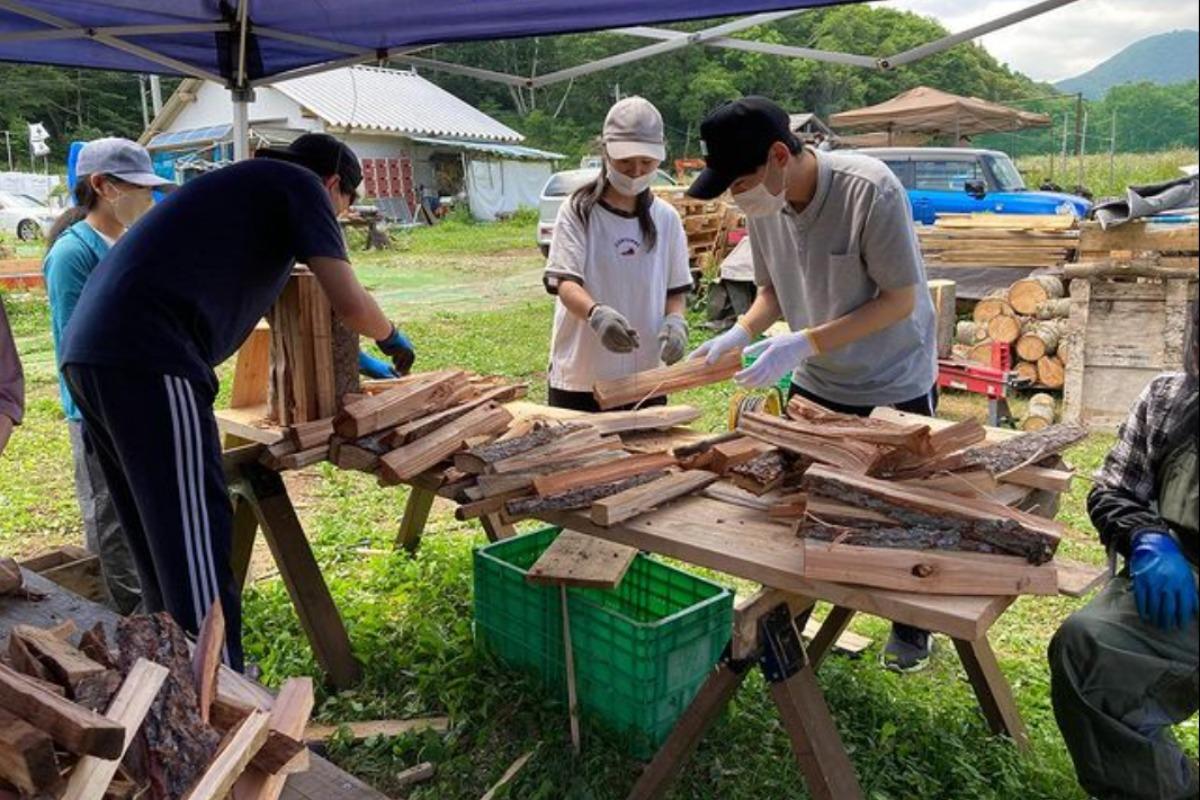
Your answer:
230,464 -> 362,689
806,605 -> 856,672
953,636 -> 1030,751
479,513 -> 516,542
230,494 -> 258,591
396,487 -> 437,553
770,664 -> 863,800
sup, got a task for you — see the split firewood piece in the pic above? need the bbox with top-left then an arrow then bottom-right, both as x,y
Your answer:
378,402 -> 513,484
395,762 -> 436,789
193,600 -> 225,725
507,471 -> 668,516
288,418 -> 334,451
581,405 -> 701,436
0,558 -> 23,595
334,370 -> 465,438
488,436 -> 623,476
454,422 -> 593,474
116,613 -> 221,798
874,418 -> 988,477
800,541 -> 1059,596
898,469 -> 998,498
77,624 -> 117,670
592,349 -> 742,410
999,463 -> 1074,494
800,464 -> 1062,563
387,383 -> 528,447
532,452 -> 677,497
767,492 -> 809,519
672,431 -> 742,469
7,633 -> 57,686
728,450 -> 789,495
0,706 -> 60,795
709,437 -> 773,473
61,658 -> 170,800
590,470 -> 719,527
0,663 -> 126,758
737,411 -> 885,474
182,709 -> 271,800
471,450 -> 630,498
958,423 -> 1087,475
232,677 -> 315,800
274,445 -> 330,471
784,396 -> 934,455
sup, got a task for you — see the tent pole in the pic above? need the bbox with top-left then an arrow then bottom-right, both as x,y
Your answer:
232,89 -> 251,162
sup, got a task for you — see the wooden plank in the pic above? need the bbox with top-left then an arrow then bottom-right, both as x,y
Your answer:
233,677 -> 315,800
542,497 -> 1012,641
479,751 -> 534,800
216,406 -> 288,446
183,709 -> 271,800
231,323 -> 271,409
998,464 -> 1074,494
396,487 -> 437,553
1055,557 -> 1109,598
0,707 -> 59,795
869,407 -> 1017,443
525,530 -> 638,589
379,403 -> 513,484
532,452 -> 676,497
592,350 -> 742,410
275,445 -> 329,471
303,717 -> 450,744
1078,220 -> 1198,254
0,662 -> 125,758
289,419 -> 334,451
309,284 -> 337,419
731,588 -> 814,661
800,541 -> 1059,596
583,405 -> 702,436
387,384 -> 527,446
590,470 -> 718,527
193,600 -> 225,725
62,658 -> 170,800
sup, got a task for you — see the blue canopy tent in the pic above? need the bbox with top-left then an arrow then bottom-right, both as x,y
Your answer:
0,0 -> 1082,160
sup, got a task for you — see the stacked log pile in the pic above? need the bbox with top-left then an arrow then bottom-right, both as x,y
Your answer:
953,271 -> 1070,396
0,604 -> 312,798
917,213 -> 1079,268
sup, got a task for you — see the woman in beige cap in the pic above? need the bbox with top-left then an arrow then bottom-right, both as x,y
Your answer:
543,96 -> 692,411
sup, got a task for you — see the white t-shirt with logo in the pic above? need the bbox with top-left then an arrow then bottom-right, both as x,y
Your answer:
545,197 -> 692,392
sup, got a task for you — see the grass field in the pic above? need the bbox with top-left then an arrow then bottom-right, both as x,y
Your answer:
2,212 -> 1196,799
1015,147 -> 1196,199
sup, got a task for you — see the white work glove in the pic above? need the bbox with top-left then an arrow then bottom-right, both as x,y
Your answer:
588,304 -> 640,353
734,329 -> 818,388
688,321 -> 753,365
658,313 -> 689,365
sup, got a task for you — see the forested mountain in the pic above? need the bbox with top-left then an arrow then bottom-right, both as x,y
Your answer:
1056,30 -> 1199,100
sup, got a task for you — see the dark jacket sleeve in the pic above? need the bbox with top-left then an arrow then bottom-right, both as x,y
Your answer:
1086,484 -> 1165,560
0,298 -> 24,425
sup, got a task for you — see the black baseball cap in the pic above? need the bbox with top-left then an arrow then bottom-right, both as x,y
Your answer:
256,133 -> 363,196
688,96 -> 800,199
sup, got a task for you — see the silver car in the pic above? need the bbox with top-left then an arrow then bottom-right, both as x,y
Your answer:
0,191 -> 58,241
536,167 -> 677,257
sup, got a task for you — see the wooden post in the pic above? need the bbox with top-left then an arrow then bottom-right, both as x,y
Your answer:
396,487 -> 437,553
769,666 -> 864,800
928,279 -> 957,359
952,637 -> 1030,752
561,586 -> 580,755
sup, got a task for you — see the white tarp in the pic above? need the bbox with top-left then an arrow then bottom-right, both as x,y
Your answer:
0,171 -> 62,205
466,158 -> 552,221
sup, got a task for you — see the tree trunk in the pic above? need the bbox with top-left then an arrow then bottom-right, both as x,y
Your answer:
973,290 -> 1013,324
1034,298 -> 1072,319
1008,274 -> 1064,315
987,314 -> 1023,345
1019,393 -> 1057,431
1037,355 -> 1065,389
1015,321 -> 1062,362
955,320 -> 985,345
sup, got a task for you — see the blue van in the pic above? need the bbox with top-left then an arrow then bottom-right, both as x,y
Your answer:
855,147 -> 1092,225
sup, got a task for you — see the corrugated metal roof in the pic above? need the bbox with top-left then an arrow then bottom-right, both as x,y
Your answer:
408,136 -> 564,161
274,66 -> 524,143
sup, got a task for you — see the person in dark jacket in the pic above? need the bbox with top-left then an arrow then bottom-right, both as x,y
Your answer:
0,296 -> 22,458
1048,300 -> 1198,800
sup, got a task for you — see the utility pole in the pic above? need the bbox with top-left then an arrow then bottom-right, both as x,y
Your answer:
138,75 -> 150,130
1078,107 -> 1088,190
1108,110 -> 1117,191
1073,93 -> 1083,160
1060,111 -> 1070,182
149,74 -> 164,117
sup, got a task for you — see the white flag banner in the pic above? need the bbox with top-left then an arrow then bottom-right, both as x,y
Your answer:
31,140 -> 50,157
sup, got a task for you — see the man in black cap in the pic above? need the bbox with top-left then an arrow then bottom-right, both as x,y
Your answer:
60,133 -> 414,669
688,97 -> 939,672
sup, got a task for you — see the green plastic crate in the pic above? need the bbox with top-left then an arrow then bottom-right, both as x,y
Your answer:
473,527 -> 733,757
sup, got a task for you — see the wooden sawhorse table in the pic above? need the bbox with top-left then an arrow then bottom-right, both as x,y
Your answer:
539,494 -> 1056,800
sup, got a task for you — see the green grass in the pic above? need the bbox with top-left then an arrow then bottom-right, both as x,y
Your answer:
1014,147 -> 1197,199
2,203 -> 1197,798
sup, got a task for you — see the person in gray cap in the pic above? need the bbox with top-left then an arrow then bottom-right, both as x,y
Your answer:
543,96 -> 692,412
1049,300 -> 1198,800
42,137 -> 171,614
687,97 -> 939,672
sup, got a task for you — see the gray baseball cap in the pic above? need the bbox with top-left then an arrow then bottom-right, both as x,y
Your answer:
76,137 -> 173,188
603,96 -> 666,161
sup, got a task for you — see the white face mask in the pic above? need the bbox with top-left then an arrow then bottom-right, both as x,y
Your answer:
732,159 -> 786,218
606,165 -> 655,197
109,186 -> 153,229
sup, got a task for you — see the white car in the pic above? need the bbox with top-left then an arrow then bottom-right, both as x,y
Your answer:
0,192 -> 58,241
536,168 -> 678,257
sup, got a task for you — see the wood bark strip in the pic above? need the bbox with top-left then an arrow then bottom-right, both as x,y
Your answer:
592,350 -> 742,410
506,471 -> 668,516
455,422 -> 591,473
728,449 -> 790,495
800,464 -> 1062,563
958,423 -> 1087,475
192,601 -> 225,725
486,435 -> 622,475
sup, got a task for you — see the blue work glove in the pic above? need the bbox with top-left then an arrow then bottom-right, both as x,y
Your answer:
358,350 -> 398,379
375,325 -> 415,376
1130,531 -> 1198,630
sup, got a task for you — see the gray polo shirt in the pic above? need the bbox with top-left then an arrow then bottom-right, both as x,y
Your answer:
749,148 -> 936,407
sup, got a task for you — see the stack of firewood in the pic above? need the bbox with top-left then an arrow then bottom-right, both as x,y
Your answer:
259,370 -> 529,474
955,272 -> 1070,392
0,603 -> 311,799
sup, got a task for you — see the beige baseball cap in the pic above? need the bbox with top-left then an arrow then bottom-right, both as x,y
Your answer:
603,96 -> 666,161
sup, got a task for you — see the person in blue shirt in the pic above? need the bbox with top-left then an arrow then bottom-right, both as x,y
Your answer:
60,134 -> 415,670
43,138 -> 170,615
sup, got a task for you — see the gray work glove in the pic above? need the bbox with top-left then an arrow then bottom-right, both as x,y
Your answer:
658,313 -> 689,365
588,304 -> 640,353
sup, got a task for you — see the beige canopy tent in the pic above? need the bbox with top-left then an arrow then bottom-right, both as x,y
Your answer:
830,85 -> 1051,144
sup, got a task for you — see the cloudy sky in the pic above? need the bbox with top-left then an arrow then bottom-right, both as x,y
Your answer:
873,0 -> 1199,82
